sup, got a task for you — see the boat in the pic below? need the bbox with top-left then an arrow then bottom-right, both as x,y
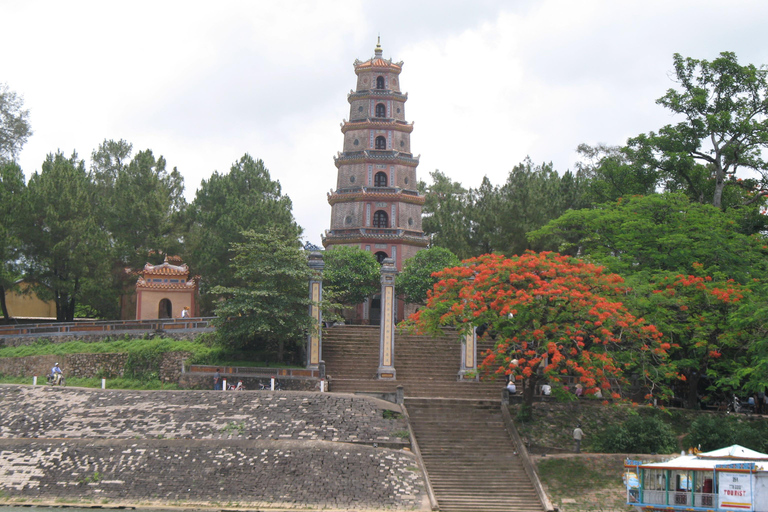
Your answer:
625,445 -> 768,511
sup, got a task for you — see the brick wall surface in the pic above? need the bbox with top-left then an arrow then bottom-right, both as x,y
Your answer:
0,386 -> 425,510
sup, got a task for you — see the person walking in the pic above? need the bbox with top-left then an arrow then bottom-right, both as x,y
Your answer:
573,424 -> 585,453
213,368 -> 221,390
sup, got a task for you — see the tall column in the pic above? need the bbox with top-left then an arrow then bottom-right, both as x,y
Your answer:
378,257 -> 397,380
307,251 -> 324,370
458,328 -> 478,380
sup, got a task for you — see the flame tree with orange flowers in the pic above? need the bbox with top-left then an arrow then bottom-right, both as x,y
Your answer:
403,251 -> 671,410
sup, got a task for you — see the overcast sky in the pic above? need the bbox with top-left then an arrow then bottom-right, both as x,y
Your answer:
2,0 -> 767,246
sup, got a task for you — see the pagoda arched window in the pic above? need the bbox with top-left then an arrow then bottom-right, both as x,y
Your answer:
375,103 -> 386,118
375,136 -> 386,149
374,172 -> 388,187
373,210 -> 389,228
375,251 -> 388,264
376,76 -> 385,89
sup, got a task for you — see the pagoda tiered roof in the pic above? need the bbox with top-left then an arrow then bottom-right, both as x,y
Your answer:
322,227 -> 429,247
341,118 -> 413,134
327,186 -> 425,206
334,150 -> 419,168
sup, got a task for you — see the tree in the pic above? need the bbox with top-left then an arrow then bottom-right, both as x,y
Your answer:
0,83 -> 32,164
420,170 -> 473,259
395,246 -> 460,305
629,52 -> 768,209
529,193 -> 768,283
403,251 -> 668,409
575,143 -> 659,205
185,154 -> 300,312
322,246 -> 379,306
0,162 -> 26,321
22,152 -> 110,321
211,228 -> 315,364
491,158 -> 585,256
632,269 -> 750,409
97,145 -> 186,267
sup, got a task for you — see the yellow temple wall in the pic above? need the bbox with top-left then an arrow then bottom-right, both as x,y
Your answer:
136,289 -> 194,320
4,282 -> 57,319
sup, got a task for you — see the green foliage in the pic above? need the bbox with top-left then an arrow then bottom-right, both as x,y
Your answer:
530,193 -> 768,283
0,82 -> 32,164
0,335 -> 216,360
683,415 -> 768,453
0,161 -> 26,320
395,247 -> 460,305
322,246 -> 379,306
185,154 -> 300,313
22,151 -> 111,321
575,143 -> 659,205
211,228 -> 314,363
420,170 -> 473,259
219,421 -> 246,436
488,158 -> 586,256
630,52 -> 768,209
593,415 -> 677,453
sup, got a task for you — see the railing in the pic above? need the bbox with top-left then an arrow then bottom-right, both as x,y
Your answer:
0,317 -> 215,338
629,489 -> 717,509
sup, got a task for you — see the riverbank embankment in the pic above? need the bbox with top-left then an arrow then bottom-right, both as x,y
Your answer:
0,385 -> 428,511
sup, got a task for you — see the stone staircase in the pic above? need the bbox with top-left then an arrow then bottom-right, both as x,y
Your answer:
406,398 -> 545,512
322,325 -> 503,399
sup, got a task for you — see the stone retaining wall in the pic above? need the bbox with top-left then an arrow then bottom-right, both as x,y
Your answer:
0,351 -> 191,382
0,331 -> 202,348
0,386 -> 425,510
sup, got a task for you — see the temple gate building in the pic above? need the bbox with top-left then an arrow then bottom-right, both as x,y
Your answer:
132,256 -> 199,320
323,40 -> 428,323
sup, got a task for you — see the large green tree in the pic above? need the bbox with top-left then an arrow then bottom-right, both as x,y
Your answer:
490,158 -> 585,256
211,228 -> 315,364
0,162 -> 26,321
22,152 -> 110,321
0,83 -> 32,164
395,246 -> 460,305
92,141 -> 186,268
629,52 -> 768,209
185,154 -> 300,313
420,170 -> 473,259
403,252 -> 669,409
322,246 -> 380,307
530,193 -> 768,283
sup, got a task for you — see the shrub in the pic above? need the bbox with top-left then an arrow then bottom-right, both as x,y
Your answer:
683,416 -> 735,452
594,415 -> 677,453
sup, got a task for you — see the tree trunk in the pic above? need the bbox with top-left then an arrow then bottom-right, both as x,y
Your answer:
523,377 -> 536,408
0,285 -> 11,323
686,372 -> 700,409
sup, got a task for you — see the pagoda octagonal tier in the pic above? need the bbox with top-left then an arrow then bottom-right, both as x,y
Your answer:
322,40 -> 428,272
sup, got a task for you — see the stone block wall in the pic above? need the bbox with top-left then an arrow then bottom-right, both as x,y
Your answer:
0,386 -> 425,510
0,351 -> 191,382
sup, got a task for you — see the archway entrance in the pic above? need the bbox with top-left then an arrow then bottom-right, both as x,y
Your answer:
158,299 -> 172,319
369,294 -> 381,326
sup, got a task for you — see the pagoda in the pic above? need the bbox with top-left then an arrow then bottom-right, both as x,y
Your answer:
323,40 -> 428,301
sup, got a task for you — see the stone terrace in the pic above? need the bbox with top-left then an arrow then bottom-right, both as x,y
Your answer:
0,385 -> 428,510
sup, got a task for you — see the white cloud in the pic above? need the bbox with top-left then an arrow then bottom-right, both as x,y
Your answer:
2,0 -> 767,246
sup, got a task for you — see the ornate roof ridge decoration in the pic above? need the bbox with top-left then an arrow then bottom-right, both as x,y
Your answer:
334,151 -> 420,168
327,189 -> 426,206
348,90 -> 408,100
322,228 -> 429,248
136,278 -> 197,290
142,261 -> 189,276
340,119 -> 414,134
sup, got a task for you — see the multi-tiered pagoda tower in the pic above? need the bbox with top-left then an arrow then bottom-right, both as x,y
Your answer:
323,40 -> 428,265
323,40 -> 428,322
